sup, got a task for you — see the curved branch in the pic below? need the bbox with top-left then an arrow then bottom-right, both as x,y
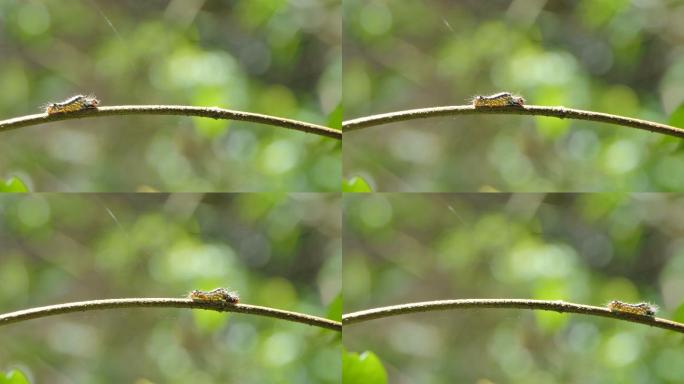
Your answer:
0,106 -> 342,140
0,298 -> 342,332
342,105 -> 684,139
342,299 -> 684,334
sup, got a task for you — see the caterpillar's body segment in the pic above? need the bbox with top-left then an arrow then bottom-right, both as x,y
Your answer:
45,94 -> 99,115
472,92 -> 525,107
188,288 -> 240,304
607,300 -> 657,316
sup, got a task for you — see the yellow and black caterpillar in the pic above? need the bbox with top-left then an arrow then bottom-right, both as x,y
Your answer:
45,94 -> 99,115
472,92 -> 525,107
607,300 -> 657,316
188,288 -> 240,304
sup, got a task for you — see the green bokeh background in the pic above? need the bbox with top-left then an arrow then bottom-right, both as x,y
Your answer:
0,0 -> 341,192
344,193 -> 684,383
0,193 -> 341,383
343,0 -> 684,192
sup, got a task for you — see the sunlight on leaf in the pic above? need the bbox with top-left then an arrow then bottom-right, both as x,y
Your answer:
0,177 -> 29,193
1,369 -> 31,384
342,177 -> 372,193
342,349 -> 387,384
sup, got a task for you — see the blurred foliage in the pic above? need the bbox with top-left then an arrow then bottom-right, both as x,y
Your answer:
342,349 -> 388,384
670,103 -> 684,127
342,176 -> 372,192
0,0 -> 341,192
327,292 -> 343,322
0,177 -> 28,192
343,0 -> 684,191
0,194 -> 341,383
344,194 -> 684,383
0,370 -> 30,384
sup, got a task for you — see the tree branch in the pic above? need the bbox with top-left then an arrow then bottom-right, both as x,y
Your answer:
0,106 -> 342,140
0,298 -> 342,332
342,299 -> 684,334
342,105 -> 684,139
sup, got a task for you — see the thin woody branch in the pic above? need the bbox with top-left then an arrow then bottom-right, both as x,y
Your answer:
0,298 -> 342,332
0,105 -> 342,140
342,299 -> 684,334
342,105 -> 684,139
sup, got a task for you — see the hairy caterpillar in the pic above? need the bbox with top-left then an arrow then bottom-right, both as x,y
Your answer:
45,94 -> 99,115
607,300 -> 657,316
188,288 -> 240,304
472,92 -> 525,107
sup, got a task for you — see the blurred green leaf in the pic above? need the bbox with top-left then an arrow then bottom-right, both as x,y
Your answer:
327,102 -> 343,130
191,85 -> 232,138
192,309 -> 229,332
326,292 -> 342,321
672,302 -> 684,323
1,369 -> 31,384
342,350 -> 387,384
342,177 -> 372,193
0,177 -> 29,192
669,103 -> 684,128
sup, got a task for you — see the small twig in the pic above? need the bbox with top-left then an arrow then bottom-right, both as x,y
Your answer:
342,105 -> 684,139
342,299 -> 684,334
0,298 -> 342,331
0,106 -> 342,140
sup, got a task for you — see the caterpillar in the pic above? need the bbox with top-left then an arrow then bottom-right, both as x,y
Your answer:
45,94 -> 100,115
188,288 -> 240,304
472,92 -> 525,107
607,300 -> 657,316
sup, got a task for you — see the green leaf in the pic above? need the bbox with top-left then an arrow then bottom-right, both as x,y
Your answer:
326,292 -> 342,321
1,369 -> 31,384
672,302 -> 684,323
670,103 -> 684,128
342,350 -> 387,384
191,86 -> 231,138
192,309 -> 229,332
0,177 -> 29,193
327,102 -> 343,130
342,177 -> 372,193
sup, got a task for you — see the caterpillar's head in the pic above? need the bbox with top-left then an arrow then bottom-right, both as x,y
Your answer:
509,96 -> 525,106
84,96 -> 99,108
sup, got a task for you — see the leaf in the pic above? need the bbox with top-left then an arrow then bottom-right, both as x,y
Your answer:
326,292 -> 342,321
0,177 -> 29,193
342,350 -> 387,384
192,309 -> 229,332
342,177 -> 372,192
1,369 -> 31,384
669,103 -> 684,128
327,102 -> 343,130
671,302 -> 684,323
